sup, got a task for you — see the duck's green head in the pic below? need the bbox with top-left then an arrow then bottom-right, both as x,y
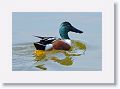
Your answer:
59,22 -> 83,39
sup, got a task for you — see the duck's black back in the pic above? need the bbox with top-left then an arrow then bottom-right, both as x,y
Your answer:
34,37 -> 58,50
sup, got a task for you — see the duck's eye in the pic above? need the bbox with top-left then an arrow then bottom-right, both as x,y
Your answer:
67,25 -> 71,27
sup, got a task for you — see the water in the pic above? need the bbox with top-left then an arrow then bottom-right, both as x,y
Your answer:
12,12 -> 102,71
12,42 -> 37,71
12,40 -> 101,71
12,41 -> 86,71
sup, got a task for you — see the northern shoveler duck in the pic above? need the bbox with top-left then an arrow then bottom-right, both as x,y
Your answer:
34,22 -> 83,51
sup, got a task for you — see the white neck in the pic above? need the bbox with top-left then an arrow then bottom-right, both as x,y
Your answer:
63,39 -> 71,46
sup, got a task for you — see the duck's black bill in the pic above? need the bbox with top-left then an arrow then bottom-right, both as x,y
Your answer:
71,27 -> 83,33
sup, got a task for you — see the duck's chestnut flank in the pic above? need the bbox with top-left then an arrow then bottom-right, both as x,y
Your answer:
53,40 -> 71,50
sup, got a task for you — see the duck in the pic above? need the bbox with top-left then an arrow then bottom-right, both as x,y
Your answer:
34,21 -> 83,51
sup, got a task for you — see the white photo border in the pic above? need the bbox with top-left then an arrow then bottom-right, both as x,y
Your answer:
0,0 -> 114,83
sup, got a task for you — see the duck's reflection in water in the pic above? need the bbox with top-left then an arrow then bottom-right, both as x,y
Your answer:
33,40 -> 86,70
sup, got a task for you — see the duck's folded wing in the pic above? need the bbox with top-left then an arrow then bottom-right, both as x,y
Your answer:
34,36 -> 57,40
34,42 -> 46,50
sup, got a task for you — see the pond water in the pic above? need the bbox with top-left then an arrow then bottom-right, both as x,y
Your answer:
12,39 -> 101,71
13,40 -> 88,71
12,12 -> 102,71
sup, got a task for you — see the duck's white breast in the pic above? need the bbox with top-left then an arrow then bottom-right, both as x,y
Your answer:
63,39 -> 72,46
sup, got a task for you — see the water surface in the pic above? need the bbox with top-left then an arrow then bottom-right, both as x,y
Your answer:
12,12 -> 102,71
